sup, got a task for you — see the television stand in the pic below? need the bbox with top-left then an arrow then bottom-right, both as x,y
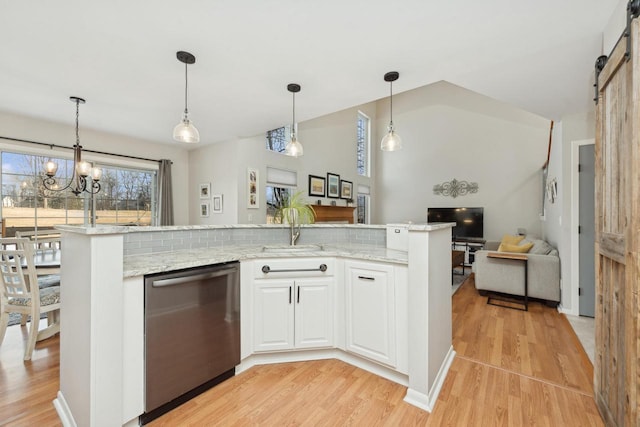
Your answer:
452,237 -> 486,266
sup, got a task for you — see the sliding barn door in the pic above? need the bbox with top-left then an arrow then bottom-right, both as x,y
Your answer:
594,17 -> 640,427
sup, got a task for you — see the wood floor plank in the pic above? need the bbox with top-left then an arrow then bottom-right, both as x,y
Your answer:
0,275 -> 603,426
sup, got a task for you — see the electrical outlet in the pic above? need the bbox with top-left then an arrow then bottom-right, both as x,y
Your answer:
248,214 -> 253,223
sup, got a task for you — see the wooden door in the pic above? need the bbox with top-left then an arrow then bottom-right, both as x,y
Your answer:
594,17 -> 640,426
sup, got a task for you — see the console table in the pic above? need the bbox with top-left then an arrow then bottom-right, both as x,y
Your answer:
311,205 -> 355,223
452,237 -> 485,266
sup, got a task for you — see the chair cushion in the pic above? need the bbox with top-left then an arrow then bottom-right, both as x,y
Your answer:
38,274 -> 60,289
8,286 -> 60,307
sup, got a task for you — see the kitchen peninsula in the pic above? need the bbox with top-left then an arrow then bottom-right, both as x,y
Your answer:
53,223 -> 454,427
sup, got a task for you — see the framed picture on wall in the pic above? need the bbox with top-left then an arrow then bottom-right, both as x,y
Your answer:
200,202 -> 210,217
199,183 -> 211,199
212,194 -> 223,213
248,167 -> 259,209
340,180 -> 353,199
308,175 -> 326,197
327,173 -> 340,198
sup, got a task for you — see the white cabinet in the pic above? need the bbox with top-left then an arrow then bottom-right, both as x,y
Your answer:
254,280 -> 295,351
344,260 -> 397,367
252,258 -> 334,352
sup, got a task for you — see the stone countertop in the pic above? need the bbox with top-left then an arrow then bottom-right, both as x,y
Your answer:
124,243 -> 408,277
57,223 -> 387,235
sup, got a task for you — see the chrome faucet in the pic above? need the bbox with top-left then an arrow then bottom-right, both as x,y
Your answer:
290,222 -> 300,245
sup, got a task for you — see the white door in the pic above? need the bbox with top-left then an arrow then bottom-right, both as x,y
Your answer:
345,262 -> 396,367
253,280 -> 294,352
294,278 -> 334,349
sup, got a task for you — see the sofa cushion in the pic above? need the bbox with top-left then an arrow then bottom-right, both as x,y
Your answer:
501,234 -> 525,245
525,238 -> 555,255
498,242 -> 534,253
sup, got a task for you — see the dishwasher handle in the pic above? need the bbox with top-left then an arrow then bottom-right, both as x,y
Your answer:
151,267 -> 237,287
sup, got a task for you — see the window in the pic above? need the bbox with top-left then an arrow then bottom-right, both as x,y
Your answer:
0,151 -> 156,236
356,184 -> 370,224
357,112 -> 370,177
265,167 -> 297,223
266,125 -> 292,154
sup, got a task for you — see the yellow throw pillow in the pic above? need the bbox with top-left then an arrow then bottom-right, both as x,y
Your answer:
501,234 -> 525,245
498,242 -> 534,253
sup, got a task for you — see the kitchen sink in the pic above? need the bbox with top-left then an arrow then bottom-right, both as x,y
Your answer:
262,244 -> 323,253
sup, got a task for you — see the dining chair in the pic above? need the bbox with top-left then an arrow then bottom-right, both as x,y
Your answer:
0,239 -> 60,360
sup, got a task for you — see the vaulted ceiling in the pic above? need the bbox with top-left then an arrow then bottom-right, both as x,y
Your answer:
0,0 -> 619,147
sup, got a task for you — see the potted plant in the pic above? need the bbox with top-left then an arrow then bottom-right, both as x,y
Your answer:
275,190 -> 316,245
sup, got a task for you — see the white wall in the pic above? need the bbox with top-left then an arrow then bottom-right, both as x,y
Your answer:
374,82 -> 550,241
543,112 -> 595,313
188,139 -> 239,224
189,102 -> 378,224
0,110 -> 190,224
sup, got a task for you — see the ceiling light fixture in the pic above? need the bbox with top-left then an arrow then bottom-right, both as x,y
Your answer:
381,71 -> 402,151
285,83 -> 303,157
43,97 -> 102,196
173,51 -> 200,143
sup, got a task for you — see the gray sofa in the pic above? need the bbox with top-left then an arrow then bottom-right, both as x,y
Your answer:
474,237 -> 560,305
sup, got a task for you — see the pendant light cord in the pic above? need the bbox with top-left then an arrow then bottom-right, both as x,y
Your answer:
184,61 -> 189,115
389,80 -> 394,127
292,91 -> 296,136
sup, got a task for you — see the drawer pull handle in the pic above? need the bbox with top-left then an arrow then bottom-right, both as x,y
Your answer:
262,264 -> 328,274
358,275 -> 375,281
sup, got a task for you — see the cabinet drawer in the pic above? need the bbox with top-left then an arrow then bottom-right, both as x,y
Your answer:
253,258 -> 335,278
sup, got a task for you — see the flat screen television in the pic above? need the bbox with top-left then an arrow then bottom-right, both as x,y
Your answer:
427,207 -> 484,239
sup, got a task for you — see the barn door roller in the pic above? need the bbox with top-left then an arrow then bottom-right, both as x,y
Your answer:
626,0 -> 640,60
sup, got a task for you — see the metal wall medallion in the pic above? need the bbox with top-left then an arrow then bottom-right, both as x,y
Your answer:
433,179 -> 478,198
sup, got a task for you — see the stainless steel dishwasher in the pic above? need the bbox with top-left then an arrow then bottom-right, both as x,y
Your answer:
141,261 -> 240,424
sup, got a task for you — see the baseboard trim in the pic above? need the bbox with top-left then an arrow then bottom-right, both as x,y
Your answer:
53,390 -> 77,427
237,348 -> 409,388
404,345 -> 456,412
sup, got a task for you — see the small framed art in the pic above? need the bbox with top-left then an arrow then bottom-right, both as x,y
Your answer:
200,202 -> 210,217
308,175 -> 326,197
327,173 -> 340,198
248,168 -> 259,209
340,180 -> 353,199
212,194 -> 223,213
199,183 -> 211,199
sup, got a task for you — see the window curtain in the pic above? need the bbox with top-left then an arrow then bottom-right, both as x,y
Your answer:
157,159 -> 174,225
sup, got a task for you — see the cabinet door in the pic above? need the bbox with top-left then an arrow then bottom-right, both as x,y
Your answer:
294,278 -> 334,349
345,262 -> 396,367
253,280 -> 294,352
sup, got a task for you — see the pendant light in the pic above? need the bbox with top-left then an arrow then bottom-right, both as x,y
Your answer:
381,71 -> 402,151
173,51 -> 200,143
285,83 -> 303,157
43,96 -> 102,196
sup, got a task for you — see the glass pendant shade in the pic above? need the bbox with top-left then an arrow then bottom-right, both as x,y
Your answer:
285,135 -> 304,157
91,167 -> 102,181
44,160 -> 58,177
76,160 -> 92,177
381,126 -> 402,151
173,117 -> 200,143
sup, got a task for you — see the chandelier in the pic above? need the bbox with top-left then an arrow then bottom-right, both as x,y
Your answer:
43,97 -> 102,196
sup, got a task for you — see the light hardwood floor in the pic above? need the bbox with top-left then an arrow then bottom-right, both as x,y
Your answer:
0,275 -> 602,426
